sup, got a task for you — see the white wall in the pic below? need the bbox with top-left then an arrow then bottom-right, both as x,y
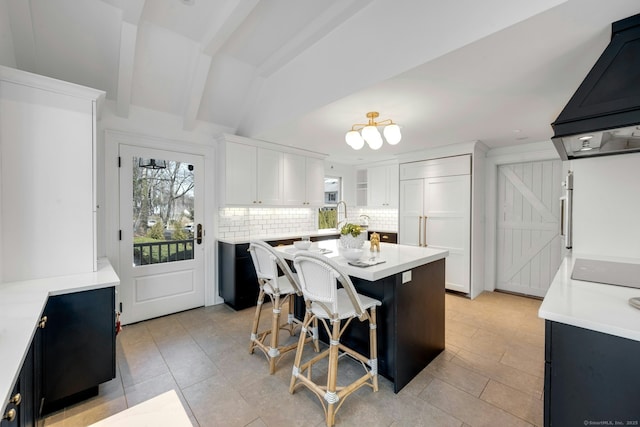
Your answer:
0,0 -> 16,68
570,153 -> 640,258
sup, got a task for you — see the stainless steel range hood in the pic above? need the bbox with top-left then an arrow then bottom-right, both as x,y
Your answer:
552,13 -> 640,160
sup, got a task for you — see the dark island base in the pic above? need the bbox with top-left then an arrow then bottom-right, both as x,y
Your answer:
295,258 -> 445,393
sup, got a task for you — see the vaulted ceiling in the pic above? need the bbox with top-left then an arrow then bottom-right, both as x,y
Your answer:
1,0 -> 639,163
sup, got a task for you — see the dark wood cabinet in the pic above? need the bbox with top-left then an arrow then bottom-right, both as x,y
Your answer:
40,287 -> 116,415
367,230 -> 397,244
544,320 -> 640,426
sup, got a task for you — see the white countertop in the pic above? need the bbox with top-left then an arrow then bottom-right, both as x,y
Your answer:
539,253 -> 640,342
89,390 -> 191,427
0,258 -> 120,410
274,239 -> 448,282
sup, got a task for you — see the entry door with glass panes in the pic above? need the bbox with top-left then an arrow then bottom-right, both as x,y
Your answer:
118,145 -> 204,324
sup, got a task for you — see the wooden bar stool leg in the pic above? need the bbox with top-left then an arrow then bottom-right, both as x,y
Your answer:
249,288 -> 265,354
285,296 -> 296,335
289,310 -> 312,393
369,307 -> 379,392
268,293 -> 281,374
325,318 -> 341,427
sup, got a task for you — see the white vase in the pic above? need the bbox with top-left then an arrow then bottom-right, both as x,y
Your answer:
340,233 -> 365,249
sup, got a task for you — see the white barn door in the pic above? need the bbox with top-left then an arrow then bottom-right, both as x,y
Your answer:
496,160 -> 563,297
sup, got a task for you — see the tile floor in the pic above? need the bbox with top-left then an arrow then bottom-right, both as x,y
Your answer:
43,291 -> 545,427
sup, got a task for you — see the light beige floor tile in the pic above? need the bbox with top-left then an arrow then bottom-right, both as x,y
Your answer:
424,353 -> 490,397
41,290 -> 546,427
451,349 -> 544,399
181,375 -> 259,427
419,378 -> 533,427
60,395 -> 128,427
123,372 -> 193,419
480,380 -> 543,426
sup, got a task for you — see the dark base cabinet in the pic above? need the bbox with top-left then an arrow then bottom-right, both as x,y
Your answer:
367,231 -> 398,244
2,287 -> 116,426
296,258 -> 445,393
218,242 -> 257,311
1,336 -> 38,427
41,287 -> 116,415
218,235 -> 339,311
544,320 -> 640,427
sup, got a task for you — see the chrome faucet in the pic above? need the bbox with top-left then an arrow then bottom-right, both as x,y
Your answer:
336,200 -> 347,229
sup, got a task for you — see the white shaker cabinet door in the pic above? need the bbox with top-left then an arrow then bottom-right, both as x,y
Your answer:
304,157 -> 325,206
283,154 -> 324,206
256,148 -> 283,205
225,142 -> 257,205
399,179 -> 424,246
283,153 -> 306,205
368,165 -> 399,207
424,175 -> 471,293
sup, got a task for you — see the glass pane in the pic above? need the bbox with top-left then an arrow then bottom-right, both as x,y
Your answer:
319,176 -> 341,229
132,157 -> 195,266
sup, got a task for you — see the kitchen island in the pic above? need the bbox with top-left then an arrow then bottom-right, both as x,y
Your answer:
539,253 -> 640,427
275,239 -> 448,392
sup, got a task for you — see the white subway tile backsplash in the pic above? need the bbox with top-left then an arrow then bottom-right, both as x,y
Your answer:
356,208 -> 398,232
218,207 -> 317,240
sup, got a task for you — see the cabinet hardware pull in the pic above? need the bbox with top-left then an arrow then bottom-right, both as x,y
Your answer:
2,408 -> 16,422
39,316 -> 48,329
418,216 -> 422,246
382,235 -> 388,239
423,216 -> 428,247
9,393 -> 21,406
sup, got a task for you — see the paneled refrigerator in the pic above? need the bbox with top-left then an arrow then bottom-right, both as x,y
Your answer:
399,155 -> 471,294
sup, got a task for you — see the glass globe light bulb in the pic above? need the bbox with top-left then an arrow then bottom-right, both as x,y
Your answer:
383,124 -> 401,145
345,130 -> 364,149
367,132 -> 383,150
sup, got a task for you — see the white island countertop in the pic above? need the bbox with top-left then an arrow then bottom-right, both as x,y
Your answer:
274,239 -> 448,282
0,258 -> 120,411
539,253 -> 640,342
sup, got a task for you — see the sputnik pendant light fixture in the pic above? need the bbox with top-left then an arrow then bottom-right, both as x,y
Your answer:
345,111 -> 402,150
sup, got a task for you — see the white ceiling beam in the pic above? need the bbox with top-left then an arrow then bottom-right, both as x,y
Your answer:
116,21 -> 137,117
201,0 -> 259,57
258,0 -> 373,77
6,0 -> 37,73
182,0 -> 259,129
115,0 -> 145,117
182,52 -> 212,131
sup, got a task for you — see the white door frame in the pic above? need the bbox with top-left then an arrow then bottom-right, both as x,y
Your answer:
103,130 -> 220,316
484,142 -> 564,293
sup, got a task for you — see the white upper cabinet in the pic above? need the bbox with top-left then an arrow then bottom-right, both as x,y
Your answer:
281,153 -> 325,206
225,143 -> 283,206
223,136 -> 324,207
367,164 -> 399,207
257,148 -> 283,205
0,66 -> 104,282
304,157 -> 325,206
283,153 -> 306,205
225,142 -> 258,205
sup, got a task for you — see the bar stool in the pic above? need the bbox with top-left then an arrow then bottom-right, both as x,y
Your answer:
290,251 -> 381,427
248,240 -> 318,374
